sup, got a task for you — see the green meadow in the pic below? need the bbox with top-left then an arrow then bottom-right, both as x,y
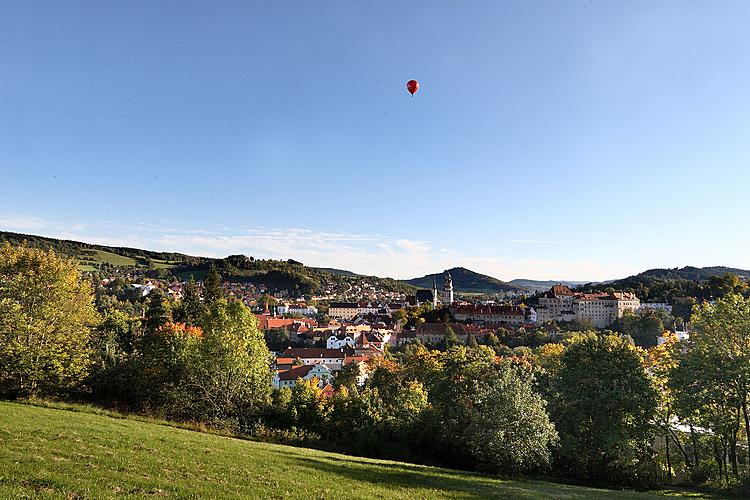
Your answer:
0,402 -> 712,499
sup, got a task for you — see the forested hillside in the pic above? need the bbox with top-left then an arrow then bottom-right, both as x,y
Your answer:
0,231 -> 414,295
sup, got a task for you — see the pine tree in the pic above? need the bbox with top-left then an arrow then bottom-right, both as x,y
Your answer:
181,275 -> 205,326
145,288 -> 172,333
203,265 -> 223,306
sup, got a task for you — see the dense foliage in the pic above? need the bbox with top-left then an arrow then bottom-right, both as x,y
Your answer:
0,243 -> 98,397
6,242 -> 750,491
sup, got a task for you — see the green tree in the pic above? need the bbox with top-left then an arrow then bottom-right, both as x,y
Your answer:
180,276 -> 205,326
203,265 -> 224,306
467,365 -> 558,474
334,361 -> 361,389
144,288 -> 172,333
669,293 -> 750,479
0,243 -> 99,397
550,334 -> 658,485
183,300 -> 273,426
443,325 -> 460,349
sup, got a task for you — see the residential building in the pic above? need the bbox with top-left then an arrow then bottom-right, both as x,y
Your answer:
451,304 -> 526,326
280,347 -> 354,371
326,333 -> 356,349
329,302 -> 360,320
273,364 -> 332,389
638,303 -> 673,314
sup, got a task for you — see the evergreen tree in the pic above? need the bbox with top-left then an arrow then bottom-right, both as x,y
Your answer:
203,265 -> 223,306
181,276 -> 205,326
145,288 -> 172,333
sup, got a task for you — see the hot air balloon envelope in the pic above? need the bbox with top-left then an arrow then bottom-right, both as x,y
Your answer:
406,80 -> 419,96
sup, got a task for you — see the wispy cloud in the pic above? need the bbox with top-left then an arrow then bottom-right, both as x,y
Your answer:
0,215 -> 47,230
0,214 -> 638,282
511,239 -> 560,244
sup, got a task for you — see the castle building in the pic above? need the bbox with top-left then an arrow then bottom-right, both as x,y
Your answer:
535,284 -> 640,328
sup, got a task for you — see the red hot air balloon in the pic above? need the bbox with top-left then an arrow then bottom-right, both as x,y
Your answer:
406,79 -> 419,97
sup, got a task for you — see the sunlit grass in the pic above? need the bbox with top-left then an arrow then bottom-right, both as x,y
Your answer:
0,401 -> 714,499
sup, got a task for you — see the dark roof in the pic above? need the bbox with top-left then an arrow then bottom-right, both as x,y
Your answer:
416,289 -> 435,302
281,347 -> 353,358
278,365 -> 315,381
330,302 -> 358,309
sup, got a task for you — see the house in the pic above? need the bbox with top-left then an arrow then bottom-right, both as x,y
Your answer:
413,322 -> 489,344
273,364 -> 333,388
320,383 -> 335,398
327,333 -> 356,349
277,303 -> 319,316
280,347 -> 353,371
451,304 -> 526,326
329,302 -> 360,320
254,316 -> 317,331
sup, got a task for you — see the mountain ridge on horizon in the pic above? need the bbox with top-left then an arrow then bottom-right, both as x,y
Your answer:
2,230 -> 749,294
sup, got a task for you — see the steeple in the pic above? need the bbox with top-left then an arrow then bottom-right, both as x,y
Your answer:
442,271 -> 454,305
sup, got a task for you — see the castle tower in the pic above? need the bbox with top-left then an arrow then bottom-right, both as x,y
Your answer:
442,271 -> 454,305
432,276 -> 439,308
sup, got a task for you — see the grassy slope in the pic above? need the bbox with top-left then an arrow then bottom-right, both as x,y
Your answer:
0,403 -> 709,499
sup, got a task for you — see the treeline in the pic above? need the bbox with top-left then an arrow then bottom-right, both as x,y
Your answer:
4,243 -> 750,491
577,272 -> 749,305
0,231 -> 415,296
0,230 -> 190,263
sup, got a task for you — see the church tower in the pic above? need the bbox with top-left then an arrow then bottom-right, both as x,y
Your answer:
432,276 -> 439,308
442,271 -> 454,305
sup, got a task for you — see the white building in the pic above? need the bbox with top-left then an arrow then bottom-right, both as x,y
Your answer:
277,303 -> 319,316
280,347 -> 350,371
638,303 -> 672,314
536,285 -> 640,328
326,333 -> 356,349
274,364 -> 332,388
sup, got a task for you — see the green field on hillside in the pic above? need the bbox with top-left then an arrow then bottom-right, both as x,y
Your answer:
77,249 -> 179,271
0,402 -> 710,499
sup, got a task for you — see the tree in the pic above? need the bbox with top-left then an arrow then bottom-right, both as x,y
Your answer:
183,299 -> 272,427
669,293 -> 750,479
550,334 -> 658,485
144,288 -> 172,333
0,243 -> 99,397
614,310 -> 664,348
179,276 -> 205,326
203,265 -> 224,306
334,361 -> 361,389
467,365 -> 558,474
443,326 -> 460,349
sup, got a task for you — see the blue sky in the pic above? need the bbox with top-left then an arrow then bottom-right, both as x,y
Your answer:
2,1 -> 750,281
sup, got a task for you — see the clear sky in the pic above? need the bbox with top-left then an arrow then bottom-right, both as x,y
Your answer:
2,1 -> 750,281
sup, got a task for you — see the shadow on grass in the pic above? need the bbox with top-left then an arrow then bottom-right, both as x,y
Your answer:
281,452 -> 612,499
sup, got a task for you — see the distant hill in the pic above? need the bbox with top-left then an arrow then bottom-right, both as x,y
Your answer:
405,267 -> 525,294
509,279 -> 587,292
0,231 -> 415,296
636,266 -> 750,281
312,267 -> 360,277
576,265 -> 750,304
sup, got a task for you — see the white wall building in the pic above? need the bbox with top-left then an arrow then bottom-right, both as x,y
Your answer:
536,285 -> 640,328
274,364 -> 332,388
